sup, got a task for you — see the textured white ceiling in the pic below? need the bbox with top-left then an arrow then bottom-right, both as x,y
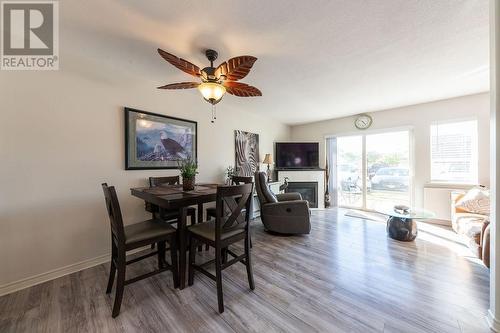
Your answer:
63,0 -> 489,125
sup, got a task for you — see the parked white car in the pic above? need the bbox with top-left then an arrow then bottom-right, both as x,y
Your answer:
370,167 -> 409,191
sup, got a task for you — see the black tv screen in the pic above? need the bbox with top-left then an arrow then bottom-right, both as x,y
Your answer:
276,142 -> 319,169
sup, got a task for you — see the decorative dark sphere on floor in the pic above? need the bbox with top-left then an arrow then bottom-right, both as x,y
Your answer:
386,216 -> 418,241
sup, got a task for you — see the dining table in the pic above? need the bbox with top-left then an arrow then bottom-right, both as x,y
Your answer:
130,183 -> 219,289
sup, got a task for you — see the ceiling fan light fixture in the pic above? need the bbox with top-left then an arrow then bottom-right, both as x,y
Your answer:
156,49 -> 261,120
198,82 -> 226,105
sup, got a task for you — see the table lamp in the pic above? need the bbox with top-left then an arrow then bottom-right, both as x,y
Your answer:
263,154 -> 273,182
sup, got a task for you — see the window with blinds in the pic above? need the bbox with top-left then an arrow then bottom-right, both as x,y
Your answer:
430,120 -> 478,184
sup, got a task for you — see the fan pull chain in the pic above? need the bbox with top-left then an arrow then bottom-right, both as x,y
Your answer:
211,105 -> 217,123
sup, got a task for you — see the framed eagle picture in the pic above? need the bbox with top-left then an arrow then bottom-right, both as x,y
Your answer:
125,107 -> 197,170
234,130 -> 260,176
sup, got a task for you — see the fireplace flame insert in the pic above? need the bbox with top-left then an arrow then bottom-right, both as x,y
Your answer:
285,182 -> 318,208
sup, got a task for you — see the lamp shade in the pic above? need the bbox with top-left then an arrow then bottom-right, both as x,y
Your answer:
263,153 -> 273,164
198,82 -> 226,105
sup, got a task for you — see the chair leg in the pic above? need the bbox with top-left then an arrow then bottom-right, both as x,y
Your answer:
188,235 -> 196,286
151,211 -> 158,250
112,251 -> 126,318
157,241 -> 166,269
245,234 -> 255,290
215,247 -> 224,313
188,210 -> 194,226
192,208 -> 203,252
106,242 -> 117,294
170,235 -> 179,289
196,204 -> 209,252
222,247 -> 228,264
195,229 -> 203,253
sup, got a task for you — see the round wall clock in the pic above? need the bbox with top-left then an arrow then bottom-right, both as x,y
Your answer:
354,114 -> 373,130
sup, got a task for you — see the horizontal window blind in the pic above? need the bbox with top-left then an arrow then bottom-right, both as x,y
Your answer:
430,120 -> 478,184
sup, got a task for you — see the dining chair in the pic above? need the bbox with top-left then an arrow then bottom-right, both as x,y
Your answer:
205,175 -> 253,220
101,183 -> 179,318
206,175 -> 254,253
187,183 -> 255,313
147,176 -> 197,225
147,176 -> 199,251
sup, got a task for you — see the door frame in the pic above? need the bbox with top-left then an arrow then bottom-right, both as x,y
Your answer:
327,126 -> 415,211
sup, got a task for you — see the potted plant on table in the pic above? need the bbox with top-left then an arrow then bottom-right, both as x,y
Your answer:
178,157 -> 198,191
225,165 -> 235,185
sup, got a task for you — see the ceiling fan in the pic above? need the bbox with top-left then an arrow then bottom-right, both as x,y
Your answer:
157,48 -> 262,122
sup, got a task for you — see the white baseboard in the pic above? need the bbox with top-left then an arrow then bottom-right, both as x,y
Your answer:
0,253 -> 110,297
0,246 -> 149,297
487,310 -> 500,332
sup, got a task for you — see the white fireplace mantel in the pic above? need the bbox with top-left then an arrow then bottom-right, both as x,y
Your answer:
276,169 -> 325,209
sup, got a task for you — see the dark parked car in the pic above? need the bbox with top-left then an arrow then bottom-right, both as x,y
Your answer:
370,167 -> 409,191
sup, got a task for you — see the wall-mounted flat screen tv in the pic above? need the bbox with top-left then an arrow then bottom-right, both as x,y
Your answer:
275,142 -> 319,169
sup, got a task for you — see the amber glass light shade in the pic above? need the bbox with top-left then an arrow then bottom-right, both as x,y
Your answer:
198,82 -> 226,105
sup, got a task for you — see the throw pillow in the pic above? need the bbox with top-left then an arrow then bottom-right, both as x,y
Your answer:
455,187 -> 490,215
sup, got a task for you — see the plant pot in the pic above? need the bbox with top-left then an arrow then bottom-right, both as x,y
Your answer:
183,177 -> 195,191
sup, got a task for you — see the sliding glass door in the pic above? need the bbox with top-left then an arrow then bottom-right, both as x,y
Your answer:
337,136 -> 363,208
335,130 -> 412,210
366,131 -> 411,210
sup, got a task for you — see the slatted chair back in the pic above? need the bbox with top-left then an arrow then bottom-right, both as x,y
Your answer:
149,176 -> 180,187
231,175 -> 253,185
230,175 -> 253,207
215,183 -> 253,241
101,183 -> 125,244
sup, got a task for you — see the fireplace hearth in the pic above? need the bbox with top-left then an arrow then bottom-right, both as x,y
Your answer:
285,182 -> 318,208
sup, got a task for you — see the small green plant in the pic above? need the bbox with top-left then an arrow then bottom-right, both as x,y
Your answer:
225,165 -> 236,184
178,157 -> 198,179
225,165 -> 235,178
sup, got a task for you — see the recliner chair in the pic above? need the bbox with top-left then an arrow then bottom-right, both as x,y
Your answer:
254,171 -> 311,234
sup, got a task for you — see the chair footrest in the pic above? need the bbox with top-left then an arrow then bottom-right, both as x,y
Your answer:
222,254 -> 246,269
226,249 -> 239,259
126,251 -> 158,265
125,267 -> 172,285
193,265 -> 216,281
125,246 -> 172,265
199,258 -> 216,269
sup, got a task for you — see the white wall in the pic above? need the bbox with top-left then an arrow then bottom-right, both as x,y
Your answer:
0,68 -> 487,295
0,69 -> 289,291
290,93 -> 490,208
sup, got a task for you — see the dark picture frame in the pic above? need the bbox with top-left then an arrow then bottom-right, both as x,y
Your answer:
234,130 -> 260,176
125,107 -> 197,170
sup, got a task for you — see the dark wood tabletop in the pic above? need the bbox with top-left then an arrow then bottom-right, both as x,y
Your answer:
130,183 -> 220,289
131,183 -> 218,208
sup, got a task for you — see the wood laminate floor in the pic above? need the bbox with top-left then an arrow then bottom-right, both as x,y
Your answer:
0,209 -> 491,333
